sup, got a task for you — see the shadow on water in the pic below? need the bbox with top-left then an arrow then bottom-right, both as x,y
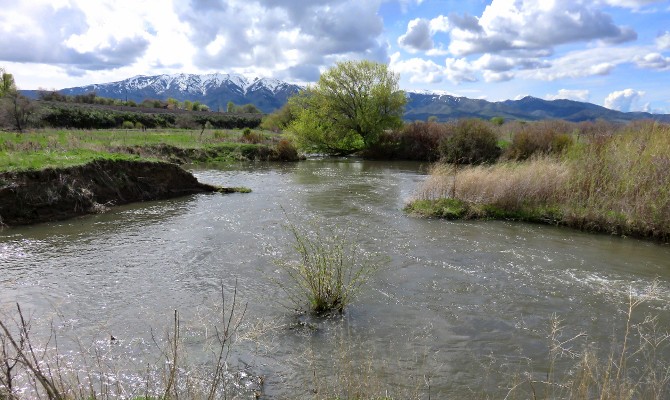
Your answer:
1,159 -> 670,398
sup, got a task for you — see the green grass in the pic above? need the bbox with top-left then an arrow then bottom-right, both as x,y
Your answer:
0,149 -> 146,171
0,128 -> 286,172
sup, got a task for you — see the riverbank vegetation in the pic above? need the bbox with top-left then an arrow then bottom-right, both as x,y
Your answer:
0,127 -> 299,172
406,121 -> 670,241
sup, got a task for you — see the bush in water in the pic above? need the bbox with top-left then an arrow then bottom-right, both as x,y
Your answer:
275,219 -> 382,315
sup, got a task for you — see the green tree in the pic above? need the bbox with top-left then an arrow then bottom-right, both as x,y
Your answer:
227,101 -> 235,113
287,60 -> 406,155
0,68 -> 16,98
490,116 -> 505,126
239,103 -> 261,114
261,102 -> 297,132
166,97 -> 180,110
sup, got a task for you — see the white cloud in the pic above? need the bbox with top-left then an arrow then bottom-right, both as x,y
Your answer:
398,15 -> 451,53
656,31 -> 670,50
474,54 -> 516,72
546,89 -> 591,102
398,18 -> 433,52
635,52 -> 670,70
0,0 -> 152,72
429,15 -> 451,33
390,53 -> 444,83
519,46 -> 645,80
174,0 -> 389,81
447,0 -> 637,57
0,0 -> 390,85
444,57 -> 477,83
601,0 -> 665,9
604,89 -> 646,111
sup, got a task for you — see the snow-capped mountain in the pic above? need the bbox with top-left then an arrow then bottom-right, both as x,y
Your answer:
57,73 -> 302,113
32,74 -> 670,122
404,91 -> 670,123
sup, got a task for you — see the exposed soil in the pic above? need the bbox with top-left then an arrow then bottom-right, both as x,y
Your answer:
0,159 -> 221,227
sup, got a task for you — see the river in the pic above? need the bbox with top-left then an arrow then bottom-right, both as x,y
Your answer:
1,159 -> 669,399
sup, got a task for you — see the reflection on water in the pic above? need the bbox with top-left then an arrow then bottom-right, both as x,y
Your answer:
1,159 -> 669,398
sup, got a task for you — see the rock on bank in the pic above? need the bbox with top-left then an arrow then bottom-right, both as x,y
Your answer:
0,159 -> 219,226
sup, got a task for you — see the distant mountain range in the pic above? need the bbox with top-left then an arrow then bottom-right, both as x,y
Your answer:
23,73 -> 670,122
34,73 -> 302,113
404,91 -> 670,123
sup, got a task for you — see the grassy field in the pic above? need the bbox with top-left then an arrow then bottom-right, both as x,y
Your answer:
407,121 -> 670,241
0,128 -> 287,171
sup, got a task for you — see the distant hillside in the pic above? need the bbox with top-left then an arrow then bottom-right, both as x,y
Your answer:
21,73 -> 670,122
34,73 -> 302,113
405,92 -> 670,123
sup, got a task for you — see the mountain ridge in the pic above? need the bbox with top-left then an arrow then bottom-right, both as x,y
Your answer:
22,73 -> 670,122
54,73 -> 302,113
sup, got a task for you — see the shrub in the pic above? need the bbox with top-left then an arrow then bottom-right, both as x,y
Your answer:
439,119 -> 501,164
364,121 -> 451,161
274,138 -> 299,161
504,120 -> 575,160
275,220 -> 381,315
121,120 -> 134,129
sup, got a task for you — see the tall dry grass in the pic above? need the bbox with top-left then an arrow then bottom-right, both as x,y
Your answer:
564,121 -> 670,238
410,121 -> 670,240
417,157 -> 569,210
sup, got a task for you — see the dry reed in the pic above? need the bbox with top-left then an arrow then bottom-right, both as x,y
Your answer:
410,121 -> 670,240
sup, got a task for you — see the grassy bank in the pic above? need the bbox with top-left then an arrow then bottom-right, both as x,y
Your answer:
0,128 -> 299,171
406,122 -> 670,241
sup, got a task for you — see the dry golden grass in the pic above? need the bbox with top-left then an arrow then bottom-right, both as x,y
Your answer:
411,121 -> 670,240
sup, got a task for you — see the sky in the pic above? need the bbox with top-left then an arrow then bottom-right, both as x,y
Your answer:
1,0 -> 669,113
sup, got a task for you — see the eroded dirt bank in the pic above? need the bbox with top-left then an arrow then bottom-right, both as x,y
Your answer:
0,159 -> 221,226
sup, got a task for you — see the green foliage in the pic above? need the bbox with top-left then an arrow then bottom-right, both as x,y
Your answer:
238,103 -> 261,114
0,69 -> 17,98
225,102 -> 261,114
275,220 -> 380,315
439,119 -> 501,164
121,120 -> 135,129
39,103 -> 261,130
404,198 -> 468,219
490,116 -> 505,126
287,60 -> 406,155
261,102 -> 296,132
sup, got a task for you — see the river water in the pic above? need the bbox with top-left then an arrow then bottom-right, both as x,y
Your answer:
1,159 -> 669,399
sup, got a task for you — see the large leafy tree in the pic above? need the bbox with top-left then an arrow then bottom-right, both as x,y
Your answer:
288,60 -> 406,155
0,68 -> 16,98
